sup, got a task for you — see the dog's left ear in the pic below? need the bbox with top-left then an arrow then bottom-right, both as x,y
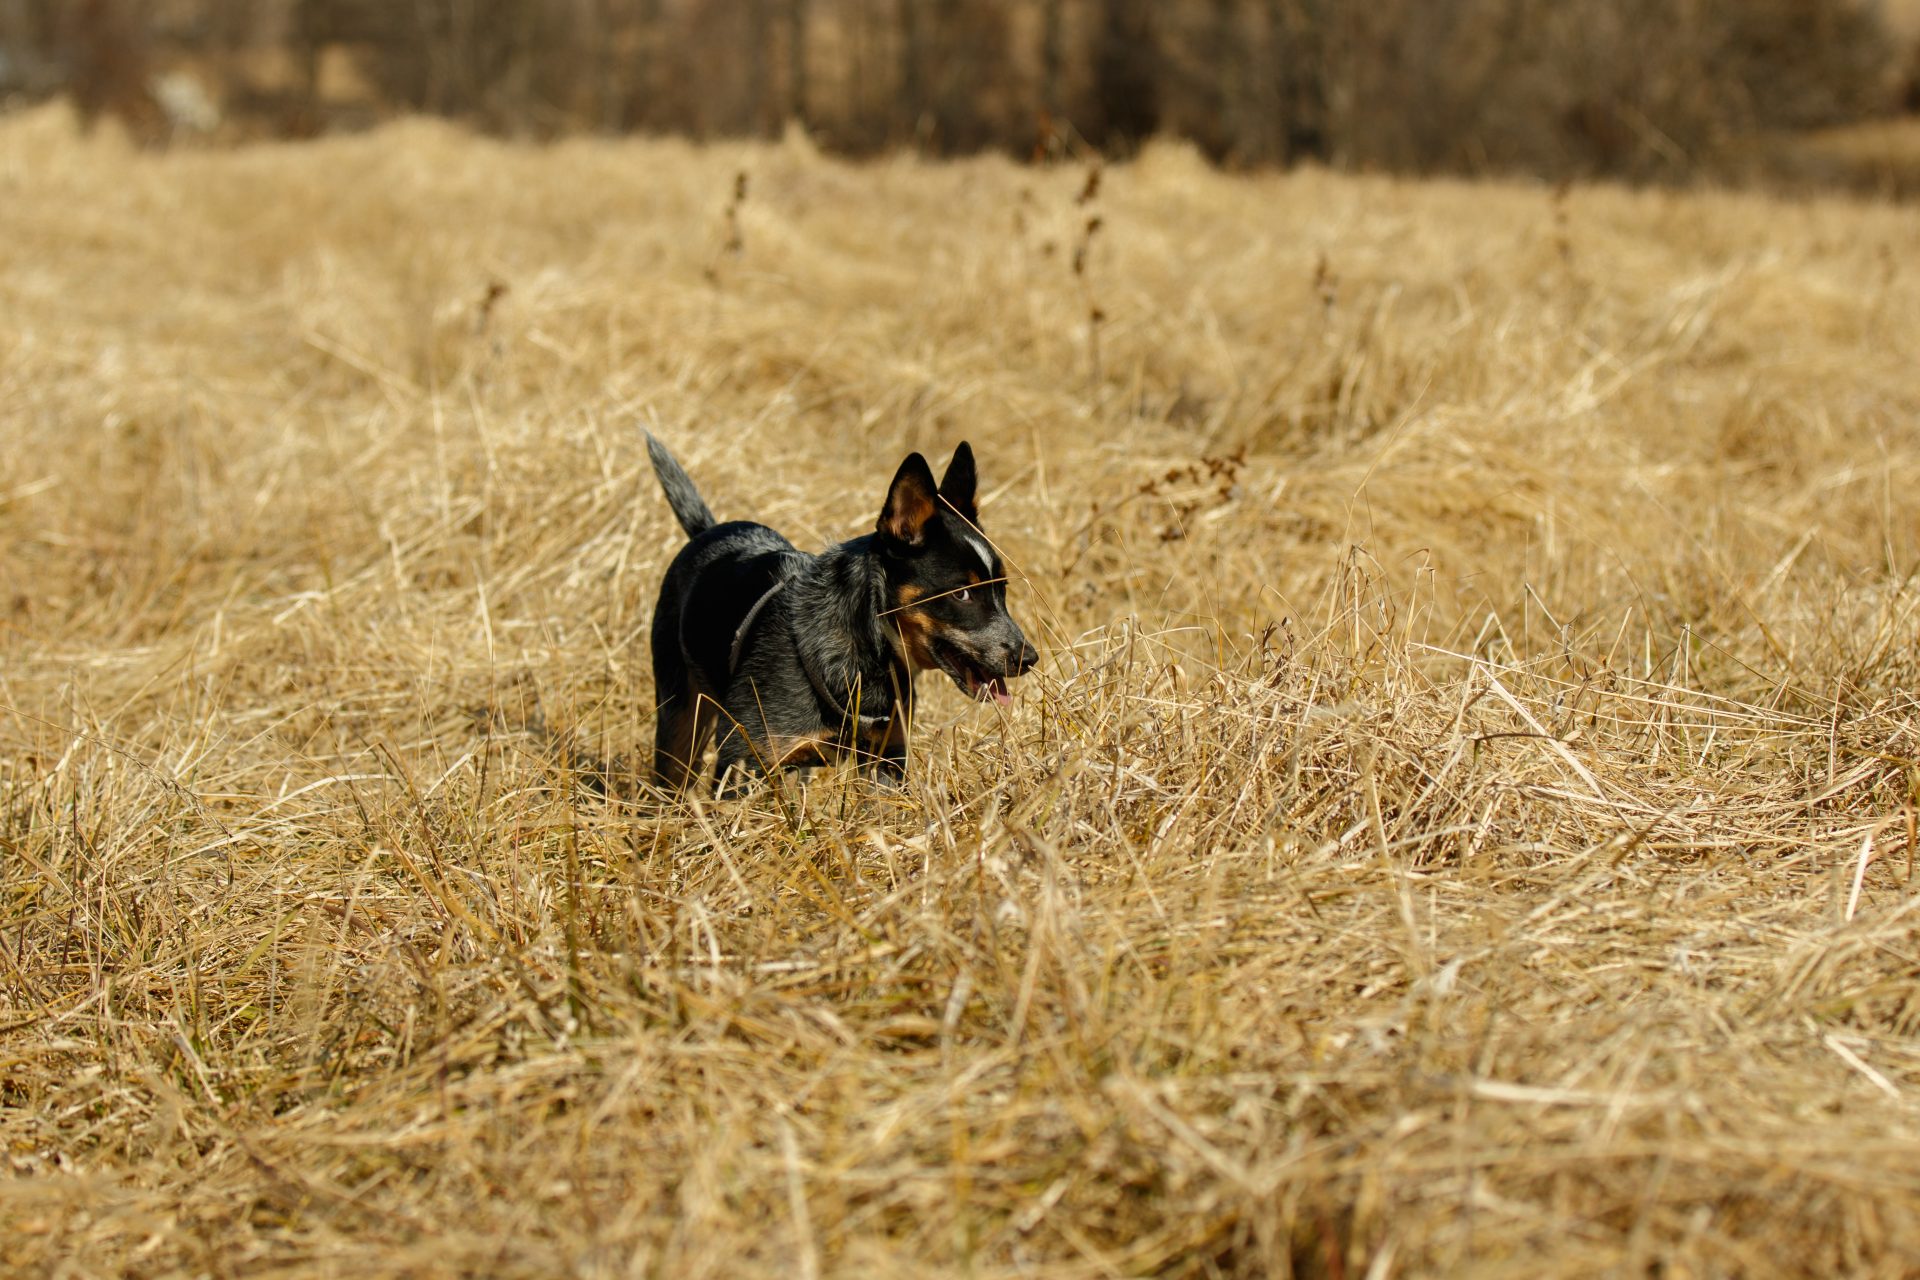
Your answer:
938,441 -> 977,525
878,452 -> 940,546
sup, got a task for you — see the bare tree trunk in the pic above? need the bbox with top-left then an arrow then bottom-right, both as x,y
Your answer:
68,0 -> 166,145
1268,0 -> 1327,164
1261,0 -> 1284,162
897,0 -> 924,145
747,0 -> 771,135
633,0 -> 660,129
1041,0 -> 1063,117
1210,0 -> 1241,160
1094,0 -> 1157,148
590,0 -> 616,130
787,0 -> 807,126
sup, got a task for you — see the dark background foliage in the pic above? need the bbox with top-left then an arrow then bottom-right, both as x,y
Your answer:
0,0 -> 1913,178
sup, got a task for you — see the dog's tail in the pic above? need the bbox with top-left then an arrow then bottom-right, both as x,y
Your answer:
645,432 -> 717,538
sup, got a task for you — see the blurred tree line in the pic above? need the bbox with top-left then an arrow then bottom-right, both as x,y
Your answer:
0,0 -> 1909,177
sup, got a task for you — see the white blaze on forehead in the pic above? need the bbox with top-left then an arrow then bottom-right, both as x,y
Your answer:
961,532 -> 995,576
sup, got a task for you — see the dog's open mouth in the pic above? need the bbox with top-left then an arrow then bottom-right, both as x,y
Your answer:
935,640 -> 1014,705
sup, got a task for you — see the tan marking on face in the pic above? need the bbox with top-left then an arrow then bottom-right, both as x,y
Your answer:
891,584 -> 941,671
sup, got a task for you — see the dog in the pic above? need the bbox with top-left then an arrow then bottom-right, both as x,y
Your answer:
644,433 -> 1038,792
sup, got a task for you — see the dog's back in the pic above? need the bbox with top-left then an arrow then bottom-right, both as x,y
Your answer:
655,522 -> 796,695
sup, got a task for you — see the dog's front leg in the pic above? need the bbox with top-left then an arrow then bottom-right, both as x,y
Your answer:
713,728 -> 764,798
868,712 -> 910,788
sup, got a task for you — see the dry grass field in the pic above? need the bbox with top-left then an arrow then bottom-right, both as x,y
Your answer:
4,101 -> 1920,1276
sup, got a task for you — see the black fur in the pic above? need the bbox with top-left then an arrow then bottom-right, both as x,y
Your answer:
646,431 -> 716,537
645,436 -> 1038,793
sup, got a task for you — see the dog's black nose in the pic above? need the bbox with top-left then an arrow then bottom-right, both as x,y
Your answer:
1012,641 -> 1039,675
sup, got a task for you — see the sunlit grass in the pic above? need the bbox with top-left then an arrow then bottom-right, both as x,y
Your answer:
4,101 -> 1920,1274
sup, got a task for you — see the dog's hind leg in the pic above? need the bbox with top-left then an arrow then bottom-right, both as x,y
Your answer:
652,691 -> 716,793
649,581 -> 717,792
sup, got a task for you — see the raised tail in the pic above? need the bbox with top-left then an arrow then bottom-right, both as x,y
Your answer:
645,432 -> 717,538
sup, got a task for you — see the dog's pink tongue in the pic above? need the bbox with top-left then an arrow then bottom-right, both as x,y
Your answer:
990,679 -> 1012,705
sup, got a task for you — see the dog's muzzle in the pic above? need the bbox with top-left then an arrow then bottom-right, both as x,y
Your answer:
937,629 -> 1037,706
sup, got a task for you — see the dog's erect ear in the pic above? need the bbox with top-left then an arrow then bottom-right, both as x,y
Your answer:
938,441 -> 977,525
878,453 -> 940,546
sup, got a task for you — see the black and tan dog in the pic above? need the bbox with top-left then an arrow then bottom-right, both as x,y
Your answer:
644,434 -> 1038,792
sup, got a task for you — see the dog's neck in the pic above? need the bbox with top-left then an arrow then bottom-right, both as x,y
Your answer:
784,534 -> 910,726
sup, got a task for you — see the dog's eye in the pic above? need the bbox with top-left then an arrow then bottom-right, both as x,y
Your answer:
956,588 -> 972,603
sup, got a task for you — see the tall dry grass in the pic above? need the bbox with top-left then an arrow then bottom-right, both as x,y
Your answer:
3,103 -> 1920,1274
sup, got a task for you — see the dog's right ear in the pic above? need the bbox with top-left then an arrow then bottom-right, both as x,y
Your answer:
938,441 -> 978,525
878,453 -> 940,547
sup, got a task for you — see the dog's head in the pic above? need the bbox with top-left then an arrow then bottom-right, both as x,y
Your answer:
876,443 -> 1038,704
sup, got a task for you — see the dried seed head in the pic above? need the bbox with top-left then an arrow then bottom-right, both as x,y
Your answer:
1077,165 -> 1102,206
